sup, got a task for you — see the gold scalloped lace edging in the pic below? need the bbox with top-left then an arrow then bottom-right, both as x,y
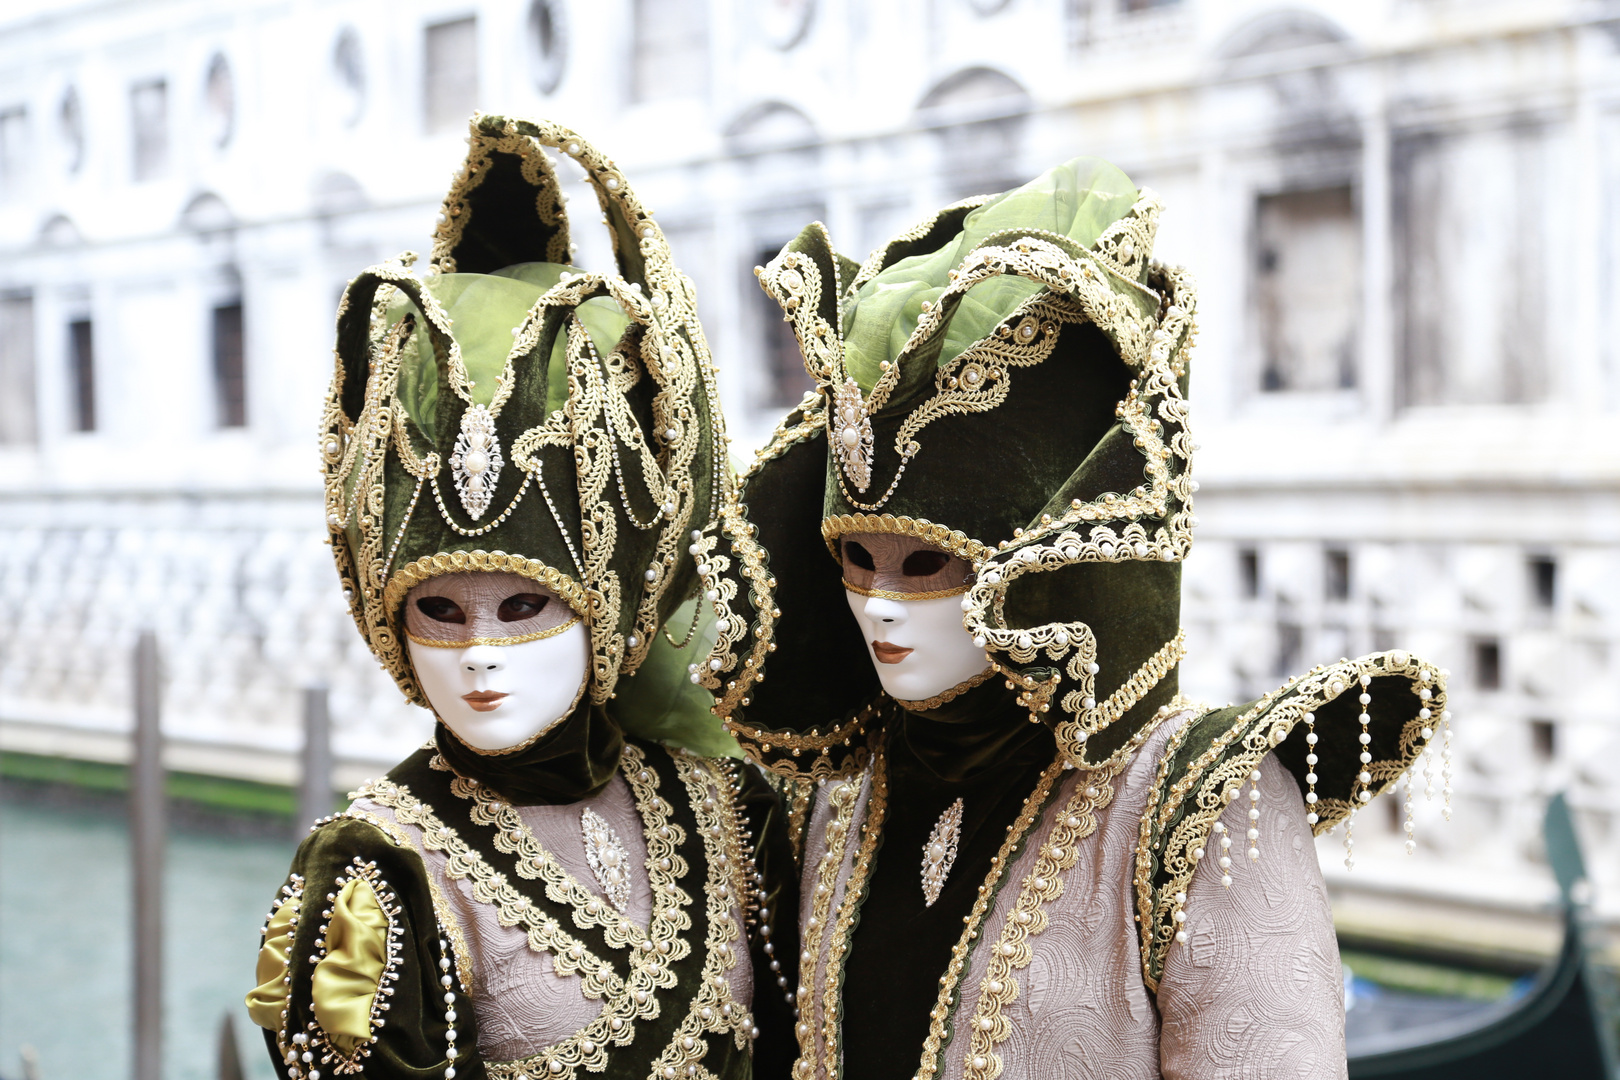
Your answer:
356,765 -> 657,1079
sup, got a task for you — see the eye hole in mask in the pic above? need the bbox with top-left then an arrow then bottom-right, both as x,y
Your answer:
844,541 -> 876,571
902,550 -> 950,578
416,596 -> 467,624
498,593 -> 550,622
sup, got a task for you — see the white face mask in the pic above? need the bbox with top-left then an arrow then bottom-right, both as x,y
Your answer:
403,571 -> 590,753
838,532 -> 989,704
844,590 -> 990,703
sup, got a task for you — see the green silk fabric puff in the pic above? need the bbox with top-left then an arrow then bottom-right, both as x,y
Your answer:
391,264 -> 630,436
842,158 -> 1140,391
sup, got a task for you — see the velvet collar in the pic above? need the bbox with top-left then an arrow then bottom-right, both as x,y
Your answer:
433,698 -> 624,805
898,676 -> 1052,783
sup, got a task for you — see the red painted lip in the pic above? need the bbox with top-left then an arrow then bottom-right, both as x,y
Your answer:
872,642 -> 913,665
462,691 -> 508,713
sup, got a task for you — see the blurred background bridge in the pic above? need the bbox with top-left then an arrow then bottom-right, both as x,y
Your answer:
1,0 -> 1618,1077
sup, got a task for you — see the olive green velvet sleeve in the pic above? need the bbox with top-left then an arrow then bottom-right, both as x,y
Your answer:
250,816 -> 482,1080
735,763 -> 802,1079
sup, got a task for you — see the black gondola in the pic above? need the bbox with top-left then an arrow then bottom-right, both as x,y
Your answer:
1347,793 -> 1619,1079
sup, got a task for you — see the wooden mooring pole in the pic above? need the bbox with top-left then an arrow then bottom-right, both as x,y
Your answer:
298,686 -> 332,834
132,629 -> 164,1080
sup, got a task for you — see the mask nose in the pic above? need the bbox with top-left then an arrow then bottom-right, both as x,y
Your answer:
461,645 -> 505,674
863,595 -> 908,626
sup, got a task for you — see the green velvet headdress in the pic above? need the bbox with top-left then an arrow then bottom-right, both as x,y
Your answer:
701,160 -> 1193,774
322,114 -> 729,710
695,159 -> 1453,988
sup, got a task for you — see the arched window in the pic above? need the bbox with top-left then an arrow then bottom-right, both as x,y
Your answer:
915,68 -> 1032,200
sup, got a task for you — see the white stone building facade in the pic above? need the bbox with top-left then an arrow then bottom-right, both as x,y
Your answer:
1,0 -> 1616,918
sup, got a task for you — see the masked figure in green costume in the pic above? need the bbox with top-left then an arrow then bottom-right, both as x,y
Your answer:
693,160 -> 1451,1079
245,115 -> 797,1080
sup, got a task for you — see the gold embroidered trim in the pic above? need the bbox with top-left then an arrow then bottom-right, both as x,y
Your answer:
841,580 -> 971,602
958,758 -> 1127,1080
455,744 -> 689,957
1058,629 -> 1186,770
405,615 -> 583,649
791,765 -> 866,1078
1132,652 -> 1446,992
909,755 -> 1066,1080
820,514 -> 991,564
355,765 -> 658,1080
648,754 -> 756,1074
722,702 -> 879,782
784,777 -> 815,864
702,498 -> 777,714
893,667 -> 996,712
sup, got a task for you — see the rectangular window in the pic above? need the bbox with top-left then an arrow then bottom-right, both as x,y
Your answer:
1325,548 -> 1350,601
1238,548 -> 1260,599
0,293 -> 35,444
423,17 -> 478,133
1274,621 -> 1302,678
131,79 -> 168,181
1394,127 -> 1549,406
631,0 -> 708,102
212,302 -> 246,428
1255,186 -> 1360,392
1529,719 -> 1556,761
0,106 -> 27,200
1528,556 -> 1556,610
1472,638 -> 1502,691
68,318 -> 95,432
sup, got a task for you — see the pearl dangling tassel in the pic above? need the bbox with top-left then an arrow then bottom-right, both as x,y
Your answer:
1246,771 -> 1261,862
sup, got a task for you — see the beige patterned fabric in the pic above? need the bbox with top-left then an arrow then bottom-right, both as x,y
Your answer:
798,713 -> 1346,1080
354,770 -> 754,1064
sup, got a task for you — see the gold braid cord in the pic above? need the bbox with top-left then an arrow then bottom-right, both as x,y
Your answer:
954,758 -> 1127,1080
1132,651 -> 1448,992
792,770 -> 863,1078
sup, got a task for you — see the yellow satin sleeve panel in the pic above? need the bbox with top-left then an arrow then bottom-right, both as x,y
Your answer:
246,897 -> 300,1031
311,877 -> 390,1056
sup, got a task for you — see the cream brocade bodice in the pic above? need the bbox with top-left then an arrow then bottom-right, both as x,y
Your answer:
353,772 -> 755,1064
797,713 -> 1347,1080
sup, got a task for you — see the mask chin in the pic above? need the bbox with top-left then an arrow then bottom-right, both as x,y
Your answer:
844,590 -> 990,703
408,620 -> 591,752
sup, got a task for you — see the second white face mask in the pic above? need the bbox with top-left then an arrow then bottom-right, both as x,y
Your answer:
408,620 -> 591,752
845,590 -> 990,703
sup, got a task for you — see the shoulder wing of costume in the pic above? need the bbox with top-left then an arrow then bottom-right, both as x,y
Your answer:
247,814 -> 470,1078
695,158 -> 1450,989
321,112 -> 731,713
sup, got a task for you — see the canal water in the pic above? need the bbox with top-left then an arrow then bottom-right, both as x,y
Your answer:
0,798 -> 293,1080
2,789 -> 1535,1080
